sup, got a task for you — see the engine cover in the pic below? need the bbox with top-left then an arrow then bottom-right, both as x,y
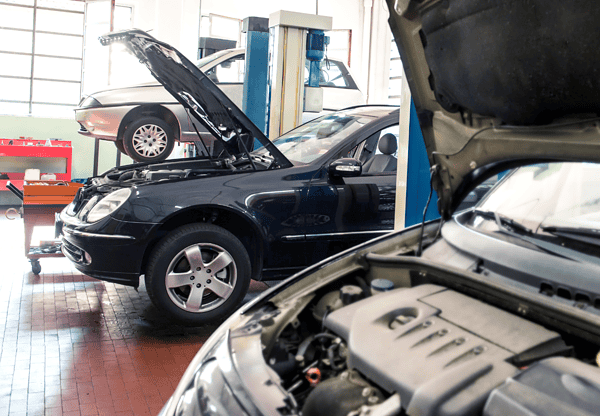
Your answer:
484,357 -> 600,416
324,284 -> 562,416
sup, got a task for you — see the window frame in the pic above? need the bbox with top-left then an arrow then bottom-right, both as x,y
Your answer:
204,53 -> 245,85
0,0 -> 84,116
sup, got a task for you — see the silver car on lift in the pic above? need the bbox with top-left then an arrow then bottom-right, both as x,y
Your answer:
75,48 -> 365,163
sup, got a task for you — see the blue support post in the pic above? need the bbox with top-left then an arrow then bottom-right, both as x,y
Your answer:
242,17 -> 269,141
405,100 -> 440,227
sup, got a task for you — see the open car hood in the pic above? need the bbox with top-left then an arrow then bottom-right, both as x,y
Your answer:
386,0 -> 600,218
100,29 -> 292,168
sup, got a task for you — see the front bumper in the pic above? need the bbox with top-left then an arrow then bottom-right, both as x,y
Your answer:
57,211 -> 156,286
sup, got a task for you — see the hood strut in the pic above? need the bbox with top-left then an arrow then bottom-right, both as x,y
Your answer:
187,110 -> 213,160
238,132 -> 257,171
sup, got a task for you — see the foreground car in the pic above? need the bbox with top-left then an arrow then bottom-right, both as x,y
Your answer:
75,47 -> 364,162
157,0 -> 600,415
159,163 -> 600,416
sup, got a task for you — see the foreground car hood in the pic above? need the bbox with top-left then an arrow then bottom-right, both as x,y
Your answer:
386,0 -> 600,217
99,29 -> 292,168
159,221 -> 600,416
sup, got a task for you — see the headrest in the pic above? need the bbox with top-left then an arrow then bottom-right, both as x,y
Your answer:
378,133 -> 398,155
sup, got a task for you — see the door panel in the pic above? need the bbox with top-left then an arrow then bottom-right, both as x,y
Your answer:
240,170 -> 312,274
303,125 -> 399,264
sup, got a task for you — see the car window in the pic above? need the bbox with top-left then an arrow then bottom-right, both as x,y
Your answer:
204,54 -> 245,83
195,49 -> 236,69
304,60 -> 351,89
373,125 -> 399,157
346,124 -> 399,174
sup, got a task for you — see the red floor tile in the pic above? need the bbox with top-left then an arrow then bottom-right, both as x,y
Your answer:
0,209 -> 271,415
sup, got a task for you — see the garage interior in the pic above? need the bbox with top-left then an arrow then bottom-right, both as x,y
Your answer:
1,0 -> 413,415
3,0 -> 600,415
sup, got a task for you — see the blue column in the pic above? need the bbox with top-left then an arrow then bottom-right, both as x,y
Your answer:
242,30 -> 269,137
306,29 -> 326,88
405,100 -> 440,227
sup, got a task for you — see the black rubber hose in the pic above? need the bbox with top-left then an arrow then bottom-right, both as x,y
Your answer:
354,276 -> 371,298
327,344 -> 346,371
296,333 -> 339,361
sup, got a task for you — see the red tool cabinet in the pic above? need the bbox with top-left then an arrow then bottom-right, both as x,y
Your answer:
0,138 -> 73,192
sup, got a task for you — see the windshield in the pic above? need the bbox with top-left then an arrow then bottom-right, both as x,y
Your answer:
476,162 -> 600,233
254,110 -> 373,164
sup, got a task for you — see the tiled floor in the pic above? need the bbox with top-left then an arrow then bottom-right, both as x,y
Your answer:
0,209 -> 270,416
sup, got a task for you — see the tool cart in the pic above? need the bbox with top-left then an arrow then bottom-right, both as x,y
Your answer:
7,180 -> 83,274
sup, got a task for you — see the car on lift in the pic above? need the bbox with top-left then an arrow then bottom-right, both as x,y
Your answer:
152,1 -> 600,416
75,47 -> 364,163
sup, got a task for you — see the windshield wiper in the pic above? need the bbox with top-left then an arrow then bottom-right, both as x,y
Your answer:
472,209 -> 533,234
472,209 -> 600,266
541,225 -> 600,248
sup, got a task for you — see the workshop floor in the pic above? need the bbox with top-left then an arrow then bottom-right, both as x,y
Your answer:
0,208 -> 271,416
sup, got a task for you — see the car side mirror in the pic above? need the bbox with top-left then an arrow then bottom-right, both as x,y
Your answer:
329,158 -> 362,178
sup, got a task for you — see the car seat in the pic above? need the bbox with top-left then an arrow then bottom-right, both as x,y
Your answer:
362,133 -> 398,173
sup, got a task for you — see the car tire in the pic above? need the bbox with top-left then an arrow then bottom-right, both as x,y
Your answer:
145,223 -> 251,326
114,140 -> 128,156
123,117 -> 175,163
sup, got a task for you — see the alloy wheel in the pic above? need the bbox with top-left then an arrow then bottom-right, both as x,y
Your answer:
131,124 -> 168,158
165,243 -> 237,313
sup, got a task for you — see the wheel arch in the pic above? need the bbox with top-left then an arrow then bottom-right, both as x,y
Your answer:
118,104 -> 181,142
142,205 -> 265,282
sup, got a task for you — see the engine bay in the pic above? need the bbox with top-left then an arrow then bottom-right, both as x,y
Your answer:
93,153 -> 272,187
63,154 -> 276,220
257,269 -> 600,416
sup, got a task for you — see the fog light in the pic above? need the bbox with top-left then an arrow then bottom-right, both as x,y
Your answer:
84,252 -> 92,264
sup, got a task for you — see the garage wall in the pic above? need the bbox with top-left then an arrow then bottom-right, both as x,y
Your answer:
363,0 -> 393,104
123,0 -> 201,61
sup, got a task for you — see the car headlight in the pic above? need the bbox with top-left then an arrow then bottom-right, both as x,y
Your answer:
78,195 -> 100,220
78,95 -> 102,108
86,188 -> 131,223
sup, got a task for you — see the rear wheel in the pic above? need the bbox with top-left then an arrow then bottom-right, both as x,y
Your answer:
145,223 -> 251,325
123,117 -> 175,163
